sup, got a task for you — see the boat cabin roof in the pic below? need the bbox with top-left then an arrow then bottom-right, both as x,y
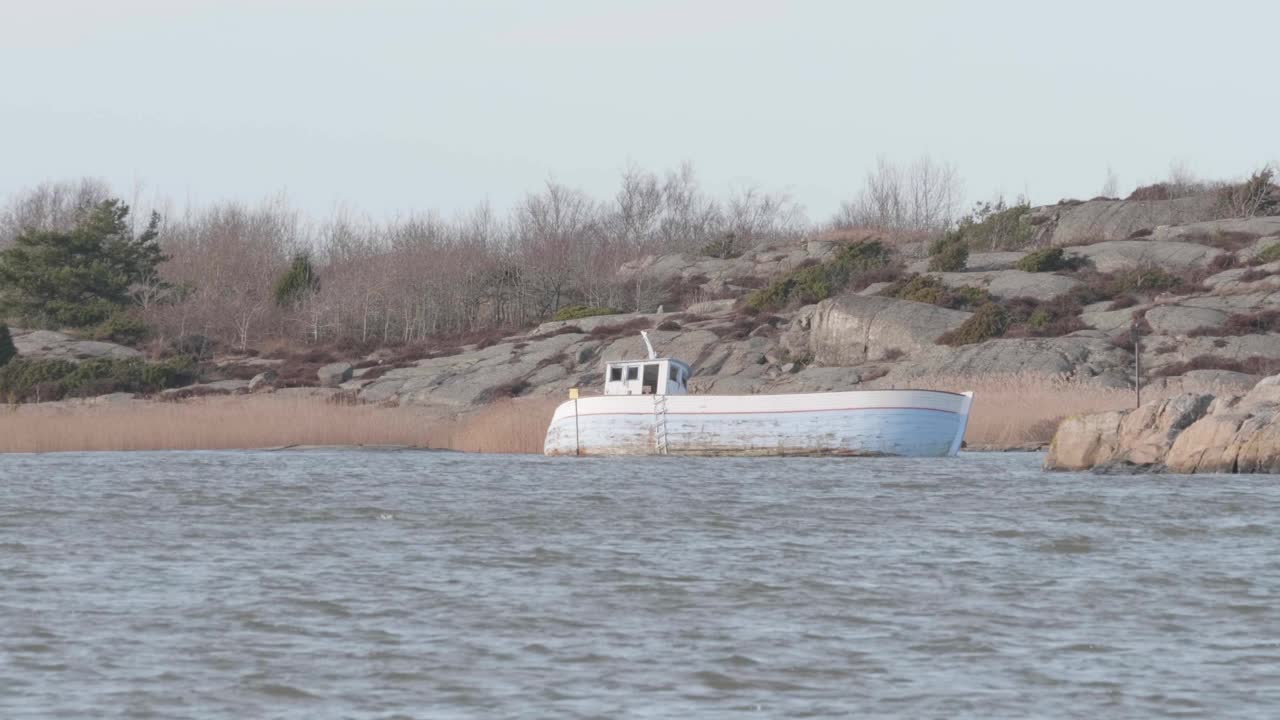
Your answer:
604,357 -> 690,372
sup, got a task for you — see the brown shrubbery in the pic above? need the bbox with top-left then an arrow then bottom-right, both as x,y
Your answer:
1064,266 -> 1207,309
1150,355 -> 1280,378
1187,310 -> 1280,337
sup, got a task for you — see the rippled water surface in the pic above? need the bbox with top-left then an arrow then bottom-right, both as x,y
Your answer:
3,451 -> 1280,718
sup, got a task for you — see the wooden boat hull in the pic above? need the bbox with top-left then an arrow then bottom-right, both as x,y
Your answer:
543,389 -> 973,457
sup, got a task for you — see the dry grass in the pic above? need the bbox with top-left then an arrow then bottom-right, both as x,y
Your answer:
439,397 -> 560,453
0,395 -> 560,454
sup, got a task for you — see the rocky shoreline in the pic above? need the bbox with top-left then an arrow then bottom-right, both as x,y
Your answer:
1046,374 -> 1280,474
6,192 -> 1280,461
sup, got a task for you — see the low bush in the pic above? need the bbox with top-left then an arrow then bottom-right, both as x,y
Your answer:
1208,254 -> 1240,271
938,304 -> 1010,346
701,233 -> 742,259
999,296 -> 1087,338
728,275 -> 767,289
745,240 -> 897,311
1187,310 -> 1280,337
935,292 -> 1088,346
332,336 -> 380,356
879,275 -> 991,311
658,273 -> 713,309
655,320 -> 681,331
712,314 -> 782,341
1216,167 -> 1279,218
1066,267 -> 1203,307
0,356 -> 196,403
1016,247 -> 1083,273
552,305 -> 619,322
1128,183 -> 1176,201
1151,355 -> 1280,378
300,348 -> 338,364
1191,231 -> 1263,252
1110,266 -> 1191,294
1108,294 -> 1139,310
478,379 -> 531,403
927,233 -> 968,271
1256,243 -> 1280,264
167,334 -> 215,360
92,313 -> 150,346
1236,268 -> 1270,283
953,199 -> 1037,251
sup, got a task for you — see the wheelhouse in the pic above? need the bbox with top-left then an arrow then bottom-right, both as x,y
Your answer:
604,358 -> 690,396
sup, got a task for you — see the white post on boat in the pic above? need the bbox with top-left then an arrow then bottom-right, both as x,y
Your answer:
570,387 -> 581,456
640,330 -> 657,360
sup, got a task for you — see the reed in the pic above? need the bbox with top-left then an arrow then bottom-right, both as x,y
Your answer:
0,395 -> 559,454
433,397 -> 561,454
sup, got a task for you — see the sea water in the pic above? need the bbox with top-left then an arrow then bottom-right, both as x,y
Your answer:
2,451 -> 1278,718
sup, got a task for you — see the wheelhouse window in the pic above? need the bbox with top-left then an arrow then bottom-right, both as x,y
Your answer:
626,366 -> 639,381
609,367 -> 623,382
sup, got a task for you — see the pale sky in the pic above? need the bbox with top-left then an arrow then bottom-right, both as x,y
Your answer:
1,0 -> 1276,222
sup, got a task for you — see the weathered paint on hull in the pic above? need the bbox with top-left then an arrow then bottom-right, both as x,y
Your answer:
544,390 -> 973,458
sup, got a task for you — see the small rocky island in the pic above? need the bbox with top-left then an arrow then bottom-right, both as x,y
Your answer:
1047,377 -> 1280,473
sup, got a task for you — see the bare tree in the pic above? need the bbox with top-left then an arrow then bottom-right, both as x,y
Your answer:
833,156 -> 962,232
0,178 -> 113,248
1100,166 -> 1120,198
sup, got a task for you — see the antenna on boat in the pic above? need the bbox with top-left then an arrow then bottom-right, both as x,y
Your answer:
640,331 -> 657,360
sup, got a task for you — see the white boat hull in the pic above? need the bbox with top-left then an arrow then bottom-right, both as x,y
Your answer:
543,389 -> 973,457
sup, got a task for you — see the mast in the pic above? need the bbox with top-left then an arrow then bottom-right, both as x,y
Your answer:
640,331 -> 657,360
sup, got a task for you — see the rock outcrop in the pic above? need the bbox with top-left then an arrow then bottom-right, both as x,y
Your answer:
1031,194 -> 1223,245
248,370 -> 277,393
1046,376 -> 1280,473
931,269 -> 1079,301
318,362 -> 353,387
1065,240 -> 1222,274
797,295 -> 972,366
10,329 -> 142,361
885,336 -> 1132,386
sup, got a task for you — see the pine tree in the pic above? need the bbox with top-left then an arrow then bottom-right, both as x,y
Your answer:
0,200 -> 166,328
0,324 -> 15,367
273,252 -> 320,307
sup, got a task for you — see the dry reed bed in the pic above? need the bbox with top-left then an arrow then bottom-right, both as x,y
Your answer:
0,376 -> 1233,454
0,396 -> 560,454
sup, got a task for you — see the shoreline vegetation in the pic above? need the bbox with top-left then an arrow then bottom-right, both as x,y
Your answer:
0,375 -> 1230,454
0,164 -> 1277,459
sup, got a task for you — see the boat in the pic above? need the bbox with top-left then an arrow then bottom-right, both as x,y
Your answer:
543,332 -> 973,457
